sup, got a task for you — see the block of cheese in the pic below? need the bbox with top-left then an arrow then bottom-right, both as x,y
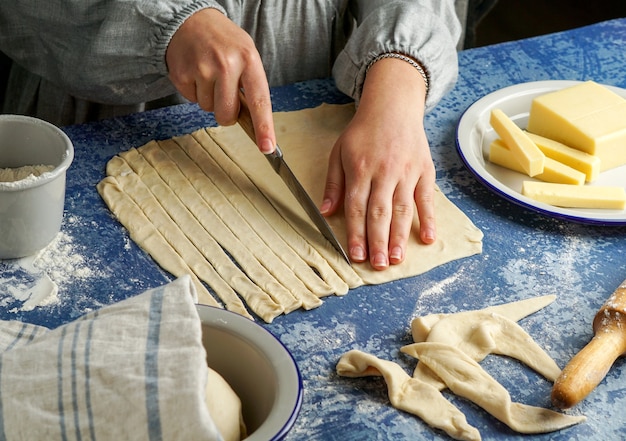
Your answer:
490,108 -> 545,177
525,132 -> 601,182
521,181 -> 626,210
527,81 -> 626,171
489,139 -> 585,185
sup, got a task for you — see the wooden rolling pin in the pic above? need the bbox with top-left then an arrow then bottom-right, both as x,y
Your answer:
552,278 -> 626,409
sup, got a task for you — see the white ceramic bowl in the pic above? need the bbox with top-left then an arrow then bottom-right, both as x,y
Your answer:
196,305 -> 303,440
0,115 -> 74,259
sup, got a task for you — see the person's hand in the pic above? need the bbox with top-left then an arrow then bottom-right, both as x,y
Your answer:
321,57 -> 436,270
166,8 -> 276,153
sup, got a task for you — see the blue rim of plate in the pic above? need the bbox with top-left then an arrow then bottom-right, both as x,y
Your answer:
455,80 -> 626,226
195,304 -> 303,441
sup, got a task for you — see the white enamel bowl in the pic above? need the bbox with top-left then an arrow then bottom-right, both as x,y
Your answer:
196,305 -> 303,440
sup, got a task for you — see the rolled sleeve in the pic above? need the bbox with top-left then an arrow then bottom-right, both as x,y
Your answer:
0,0 -> 225,105
332,0 -> 461,113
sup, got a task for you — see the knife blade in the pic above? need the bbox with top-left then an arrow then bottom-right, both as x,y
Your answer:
237,91 -> 350,264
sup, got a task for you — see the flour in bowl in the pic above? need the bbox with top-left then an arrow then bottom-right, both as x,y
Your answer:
0,164 -> 54,182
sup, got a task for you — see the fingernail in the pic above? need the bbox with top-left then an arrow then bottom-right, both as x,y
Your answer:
390,246 -> 403,261
422,228 -> 435,243
320,198 -> 332,214
373,252 -> 388,269
350,246 -> 366,262
261,139 -> 275,154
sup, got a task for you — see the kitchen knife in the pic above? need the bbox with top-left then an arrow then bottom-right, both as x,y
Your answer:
237,91 -> 350,264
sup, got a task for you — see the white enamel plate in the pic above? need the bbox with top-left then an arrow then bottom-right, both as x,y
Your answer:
456,80 -> 626,225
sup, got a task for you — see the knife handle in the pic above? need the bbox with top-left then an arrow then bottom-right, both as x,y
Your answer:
238,90 -> 283,170
237,90 -> 257,144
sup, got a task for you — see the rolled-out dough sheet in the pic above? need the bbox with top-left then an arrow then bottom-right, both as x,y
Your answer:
98,104 -> 483,321
208,103 -> 483,285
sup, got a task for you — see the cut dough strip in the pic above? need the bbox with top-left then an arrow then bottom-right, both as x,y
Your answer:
96,177 -> 218,307
111,150 -> 284,322
140,141 -> 287,302
168,132 -> 329,312
336,350 -> 481,441
189,129 -> 358,294
202,120 -> 365,290
103,161 -> 253,319
141,140 -> 298,315
144,141 -> 305,313
127,140 -> 294,317
406,342 -> 586,434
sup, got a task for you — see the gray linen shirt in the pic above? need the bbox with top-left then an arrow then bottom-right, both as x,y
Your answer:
0,0 -> 461,126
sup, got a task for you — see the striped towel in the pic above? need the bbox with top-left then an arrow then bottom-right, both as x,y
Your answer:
0,275 -> 220,441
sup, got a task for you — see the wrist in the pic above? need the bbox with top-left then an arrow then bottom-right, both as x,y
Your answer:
366,53 -> 429,97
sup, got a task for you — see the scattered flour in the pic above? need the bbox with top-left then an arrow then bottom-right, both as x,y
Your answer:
0,230 -> 94,312
5,275 -> 58,312
419,271 -> 463,299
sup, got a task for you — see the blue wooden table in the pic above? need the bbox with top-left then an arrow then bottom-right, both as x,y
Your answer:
2,18 -> 626,441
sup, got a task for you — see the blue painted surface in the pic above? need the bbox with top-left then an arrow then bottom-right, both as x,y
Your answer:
2,19 -> 626,440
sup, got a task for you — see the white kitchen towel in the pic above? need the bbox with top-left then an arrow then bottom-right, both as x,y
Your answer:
0,275 -> 221,441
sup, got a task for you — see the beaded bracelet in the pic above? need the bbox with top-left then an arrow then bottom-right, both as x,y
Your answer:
366,53 -> 429,95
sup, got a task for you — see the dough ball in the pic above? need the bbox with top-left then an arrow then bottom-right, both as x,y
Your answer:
204,366 -> 247,441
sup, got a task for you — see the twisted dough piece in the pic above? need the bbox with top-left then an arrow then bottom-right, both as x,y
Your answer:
402,342 -> 586,434
408,295 -> 561,389
337,349 -> 481,441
